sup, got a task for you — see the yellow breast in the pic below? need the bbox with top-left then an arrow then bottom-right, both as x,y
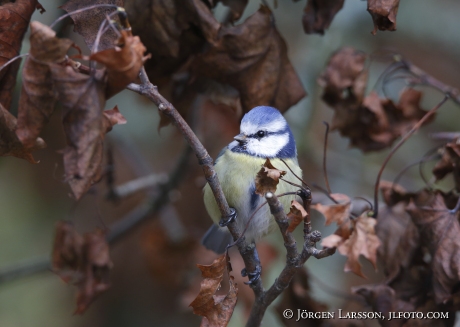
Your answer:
203,150 -> 303,240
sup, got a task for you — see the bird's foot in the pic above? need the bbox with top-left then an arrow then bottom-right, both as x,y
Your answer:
241,265 -> 261,285
219,208 -> 237,227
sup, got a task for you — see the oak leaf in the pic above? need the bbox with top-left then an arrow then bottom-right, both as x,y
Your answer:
0,0 -> 42,109
190,254 -> 238,327
90,30 -> 148,98
16,21 -> 74,148
60,0 -> 124,51
255,158 -> 286,196
367,0 -> 400,35
302,0 -> 345,35
0,103 -> 45,163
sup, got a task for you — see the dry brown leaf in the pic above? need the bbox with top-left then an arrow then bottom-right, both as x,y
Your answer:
75,229 -> 113,314
432,138 -> 460,191
90,30 -> 148,98
16,21 -> 74,148
0,103 -> 45,163
206,0 -> 248,23
51,220 -> 84,283
255,158 -> 286,196
406,192 -> 460,304
50,64 -> 106,199
193,5 -> 306,114
103,105 -> 127,133
322,212 -> 380,278
190,254 -> 238,327
51,221 -> 113,314
275,268 -> 328,327
312,193 -> 351,227
60,0 -> 124,51
287,200 -> 307,233
376,202 -> 420,282
367,0 -> 400,35
0,0 -> 41,109
302,0 -> 345,35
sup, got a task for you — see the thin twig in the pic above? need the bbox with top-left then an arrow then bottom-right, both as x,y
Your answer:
127,70 -> 265,296
372,95 -> 450,218
322,122 -> 332,194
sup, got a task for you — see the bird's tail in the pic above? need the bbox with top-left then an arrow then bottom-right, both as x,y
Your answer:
201,224 -> 233,254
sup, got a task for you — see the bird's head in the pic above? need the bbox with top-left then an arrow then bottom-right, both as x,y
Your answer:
228,106 -> 297,158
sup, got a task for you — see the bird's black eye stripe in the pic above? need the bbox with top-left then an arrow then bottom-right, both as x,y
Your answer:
257,130 -> 266,138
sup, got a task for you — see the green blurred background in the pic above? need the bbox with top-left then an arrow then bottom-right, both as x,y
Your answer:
1,0 -> 460,326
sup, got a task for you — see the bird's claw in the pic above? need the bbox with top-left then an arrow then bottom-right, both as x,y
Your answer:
219,208 -> 237,227
241,265 -> 261,285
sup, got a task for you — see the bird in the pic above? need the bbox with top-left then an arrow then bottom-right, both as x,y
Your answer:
202,106 -> 303,256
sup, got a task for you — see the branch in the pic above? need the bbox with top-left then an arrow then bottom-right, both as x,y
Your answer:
245,192 -> 334,327
127,69 -> 264,296
400,58 -> 460,106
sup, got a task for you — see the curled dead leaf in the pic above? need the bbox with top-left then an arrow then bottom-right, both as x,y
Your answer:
432,138 -> 460,191
60,0 -> 124,51
322,212 -> 381,278
406,192 -> 460,304
190,254 -> 238,327
0,103 -> 45,163
51,221 -> 113,314
302,0 -> 345,35
367,0 -> 400,35
0,0 -> 40,109
287,200 -> 307,233
90,30 -> 148,98
255,158 -> 286,196
16,21 -> 74,148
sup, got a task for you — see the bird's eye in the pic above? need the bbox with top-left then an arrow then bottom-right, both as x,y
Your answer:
257,130 -> 266,138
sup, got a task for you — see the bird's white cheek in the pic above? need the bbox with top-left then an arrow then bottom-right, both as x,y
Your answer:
247,134 -> 289,157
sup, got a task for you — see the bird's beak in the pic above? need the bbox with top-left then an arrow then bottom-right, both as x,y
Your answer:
234,133 -> 247,144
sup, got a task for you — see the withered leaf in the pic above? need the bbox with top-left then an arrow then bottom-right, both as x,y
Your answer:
318,47 -> 368,109
275,268 -> 328,327
193,5 -> 306,113
312,193 -> 351,229
255,158 -> 286,196
406,192 -> 460,304
103,105 -> 127,133
75,229 -> 113,314
353,284 -> 413,327
60,0 -> 124,51
376,202 -> 420,282
432,138 -> 460,191
190,254 -> 238,327
16,21 -> 74,148
52,220 -> 84,283
49,64 -> 107,199
0,0 -> 40,109
322,212 -> 380,278
51,221 -> 113,314
367,0 -> 400,35
90,30 -> 148,98
0,103 -> 45,163
125,0 -> 218,85
287,200 -> 307,233
302,0 -> 345,35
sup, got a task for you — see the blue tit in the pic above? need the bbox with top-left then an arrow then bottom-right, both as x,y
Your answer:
202,106 -> 303,254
